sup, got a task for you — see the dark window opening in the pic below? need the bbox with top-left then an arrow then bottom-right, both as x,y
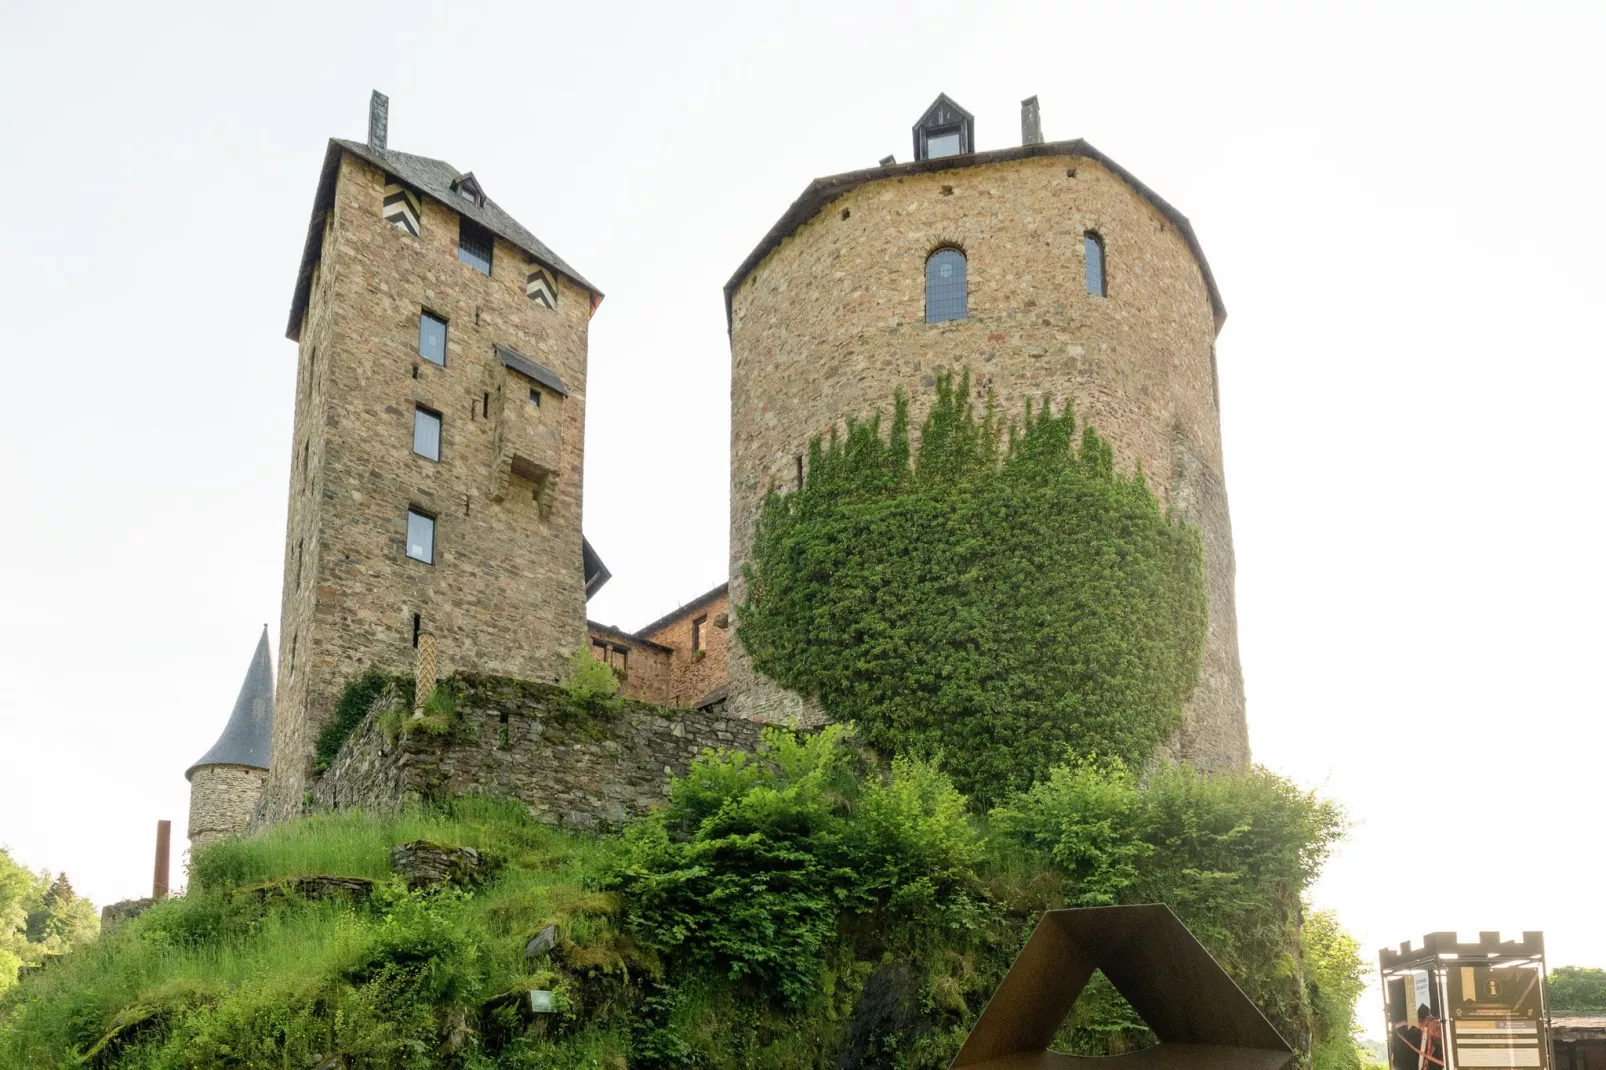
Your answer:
925,247 -> 967,323
301,440 -> 309,477
592,640 -> 609,663
692,615 -> 707,652
528,387 -> 541,407
419,312 -> 447,365
612,645 -> 629,674
795,454 -> 804,489
406,509 -> 435,564
458,218 -> 493,275
498,710 -> 509,749
483,391 -> 490,418
413,406 -> 442,461
1084,232 -> 1107,297
412,613 -> 422,647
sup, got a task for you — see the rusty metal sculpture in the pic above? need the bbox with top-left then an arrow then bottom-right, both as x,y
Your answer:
952,904 -> 1295,1070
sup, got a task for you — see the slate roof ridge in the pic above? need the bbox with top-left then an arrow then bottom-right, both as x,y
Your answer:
287,138 -> 600,340
633,581 -> 730,641
187,627 -> 276,778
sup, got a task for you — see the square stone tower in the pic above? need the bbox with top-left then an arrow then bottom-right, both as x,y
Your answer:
255,93 -> 603,823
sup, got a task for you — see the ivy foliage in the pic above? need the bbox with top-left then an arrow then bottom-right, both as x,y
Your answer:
610,725 -> 986,1010
739,370 -> 1208,802
315,668 -> 413,773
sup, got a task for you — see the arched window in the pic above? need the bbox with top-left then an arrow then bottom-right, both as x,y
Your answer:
925,247 -> 967,323
1084,232 -> 1107,297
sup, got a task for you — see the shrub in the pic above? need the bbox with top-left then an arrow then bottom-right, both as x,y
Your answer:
1549,966 -> 1606,1014
991,760 -> 1347,1052
561,647 -> 622,716
738,371 -> 1208,804
612,725 -> 985,1008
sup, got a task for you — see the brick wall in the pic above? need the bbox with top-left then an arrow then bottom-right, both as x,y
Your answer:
726,153 -> 1248,770
587,624 -> 672,705
310,672 -> 763,830
258,149 -> 595,824
641,588 -> 729,708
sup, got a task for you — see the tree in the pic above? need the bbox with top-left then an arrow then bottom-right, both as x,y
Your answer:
740,372 -> 1208,804
1549,967 -> 1606,1014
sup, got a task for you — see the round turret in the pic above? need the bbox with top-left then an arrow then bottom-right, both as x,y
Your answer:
186,628 -> 276,848
725,101 -> 1248,770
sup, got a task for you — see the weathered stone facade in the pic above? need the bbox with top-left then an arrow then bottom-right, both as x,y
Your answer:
258,144 -> 598,823
725,149 -> 1248,770
187,765 -> 269,849
310,672 -> 763,830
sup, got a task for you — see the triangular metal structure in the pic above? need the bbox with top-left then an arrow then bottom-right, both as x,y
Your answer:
185,627 -> 275,779
952,904 -> 1295,1070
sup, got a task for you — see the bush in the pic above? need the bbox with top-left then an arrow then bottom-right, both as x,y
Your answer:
991,760 -> 1346,1052
560,648 -> 622,716
1304,907 -> 1374,1070
612,725 -> 986,1008
738,371 -> 1208,804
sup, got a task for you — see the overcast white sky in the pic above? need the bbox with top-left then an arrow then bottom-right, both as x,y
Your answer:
2,0 -> 1602,1030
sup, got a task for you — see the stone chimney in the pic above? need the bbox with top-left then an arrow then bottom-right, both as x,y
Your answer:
1021,95 -> 1043,146
368,90 -> 389,153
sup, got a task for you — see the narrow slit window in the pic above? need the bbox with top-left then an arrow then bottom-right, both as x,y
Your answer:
458,218 -> 493,275
925,247 -> 967,323
405,509 -> 435,564
412,613 -> 422,647
413,406 -> 442,461
419,312 -> 447,366
1084,232 -> 1107,297
692,615 -> 707,652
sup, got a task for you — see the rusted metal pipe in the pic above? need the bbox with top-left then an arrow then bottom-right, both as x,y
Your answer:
152,819 -> 171,899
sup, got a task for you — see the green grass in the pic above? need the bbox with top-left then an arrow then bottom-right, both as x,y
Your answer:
0,797 -> 638,1069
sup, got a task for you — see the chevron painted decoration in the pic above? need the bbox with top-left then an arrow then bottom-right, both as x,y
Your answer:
382,182 -> 421,236
526,265 -> 557,309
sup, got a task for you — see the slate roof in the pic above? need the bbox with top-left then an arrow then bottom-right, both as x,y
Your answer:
287,138 -> 601,340
495,343 -> 569,396
187,627 -> 275,779
724,139 -> 1226,334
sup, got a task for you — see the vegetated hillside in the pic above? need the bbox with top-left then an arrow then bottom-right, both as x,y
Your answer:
0,729 -> 1366,1070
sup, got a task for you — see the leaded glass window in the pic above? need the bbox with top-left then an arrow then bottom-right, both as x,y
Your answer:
1085,232 -> 1107,297
925,248 -> 967,323
458,218 -> 493,275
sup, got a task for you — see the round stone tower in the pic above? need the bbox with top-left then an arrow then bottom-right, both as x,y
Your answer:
724,96 -> 1248,771
186,627 -> 276,849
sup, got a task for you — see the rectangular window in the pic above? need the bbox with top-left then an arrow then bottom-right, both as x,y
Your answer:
692,615 -> 707,652
528,387 -> 541,407
405,509 -> 435,563
458,218 -> 493,275
593,640 -> 609,663
419,312 -> 447,365
611,645 -> 629,673
413,406 -> 442,461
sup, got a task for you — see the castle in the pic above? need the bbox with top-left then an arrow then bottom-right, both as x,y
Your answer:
187,91 -> 1247,848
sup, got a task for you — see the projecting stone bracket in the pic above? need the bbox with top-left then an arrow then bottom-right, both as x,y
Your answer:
484,344 -> 567,518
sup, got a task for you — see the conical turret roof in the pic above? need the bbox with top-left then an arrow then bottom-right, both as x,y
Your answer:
186,627 -> 275,780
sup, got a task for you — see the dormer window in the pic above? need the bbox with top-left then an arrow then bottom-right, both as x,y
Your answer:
912,94 -> 974,161
452,172 -> 484,207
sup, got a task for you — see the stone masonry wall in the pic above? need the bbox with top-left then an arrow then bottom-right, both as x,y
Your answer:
642,589 -> 730,708
259,149 -> 594,823
187,765 -> 268,849
589,626 -> 673,705
311,672 -> 764,830
727,152 -> 1248,770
